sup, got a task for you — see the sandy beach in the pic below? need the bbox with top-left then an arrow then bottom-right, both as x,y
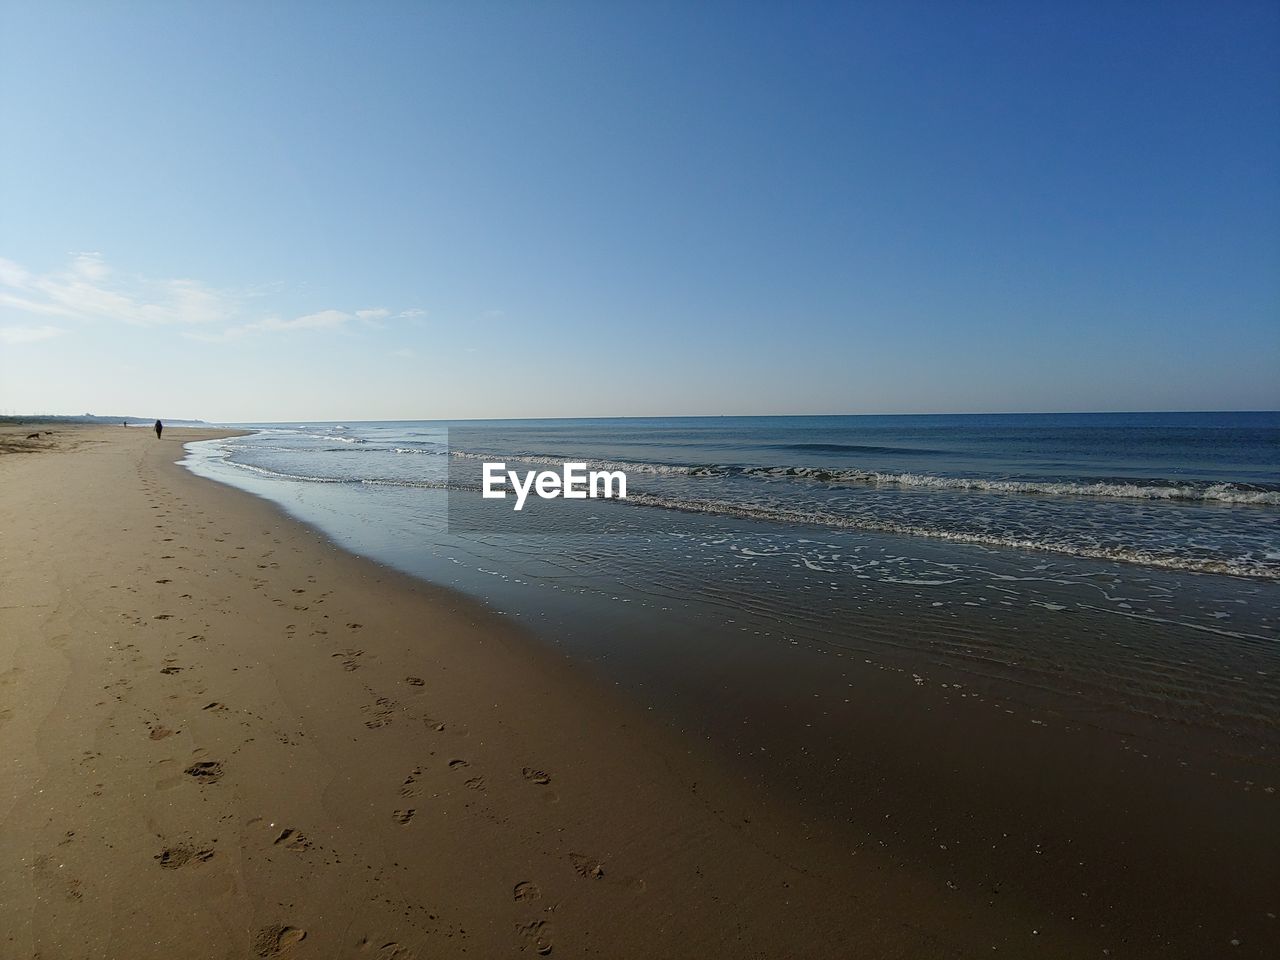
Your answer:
2,424 -> 1276,959
3,3 -> 1275,955
0,425 -> 1017,959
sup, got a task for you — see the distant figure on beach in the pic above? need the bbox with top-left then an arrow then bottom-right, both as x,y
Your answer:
154,419 -> 163,439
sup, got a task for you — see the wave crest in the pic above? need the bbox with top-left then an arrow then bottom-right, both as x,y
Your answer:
450,450 -> 1280,505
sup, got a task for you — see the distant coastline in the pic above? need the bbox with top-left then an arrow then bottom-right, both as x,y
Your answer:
0,413 -> 209,426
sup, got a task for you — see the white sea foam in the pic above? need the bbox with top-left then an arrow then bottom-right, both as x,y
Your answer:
744,466 -> 1280,505
450,450 -> 1280,505
223,460 -> 349,483
621,492 -> 1279,580
226,459 -> 452,490
199,436 -> 1280,581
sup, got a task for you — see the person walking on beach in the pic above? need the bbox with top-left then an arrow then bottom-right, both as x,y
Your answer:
154,419 -> 163,439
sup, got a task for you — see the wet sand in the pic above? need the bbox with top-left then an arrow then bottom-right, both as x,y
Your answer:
0,425 -> 1275,958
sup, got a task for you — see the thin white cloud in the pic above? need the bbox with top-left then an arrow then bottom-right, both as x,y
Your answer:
0,258 -> 32,288
0,253 -> 425,342
190,305 -> 399,341
0,324 -> 65,344
69,251 -> 110,281
357,307 -> 425,329
0,253 -> 235,327
252,309 -> 352,332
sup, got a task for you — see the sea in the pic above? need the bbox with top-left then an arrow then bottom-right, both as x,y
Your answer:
180,413 -> 1280,946
181,411 -> 1278,740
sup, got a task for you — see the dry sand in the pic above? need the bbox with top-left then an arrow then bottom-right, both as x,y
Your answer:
0,426 -> 1138,957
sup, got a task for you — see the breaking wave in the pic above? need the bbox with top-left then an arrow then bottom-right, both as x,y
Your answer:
621,492 -> 1279,580
450,450 -> 1280,506
212,452 -> 1278,579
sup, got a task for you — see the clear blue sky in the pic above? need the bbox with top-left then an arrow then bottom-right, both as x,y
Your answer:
1,0 -> 1277,421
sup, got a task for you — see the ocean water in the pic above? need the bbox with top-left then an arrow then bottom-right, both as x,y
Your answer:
182,412 -> 1279,745
195,412 -> 1278,574
179,415 -> 1280,947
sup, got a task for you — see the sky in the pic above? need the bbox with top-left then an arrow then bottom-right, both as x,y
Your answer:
1,0 -> 1277,422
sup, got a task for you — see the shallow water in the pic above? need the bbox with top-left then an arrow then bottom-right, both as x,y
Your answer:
180,414 -> 1280,950
182,414 -> 1279,749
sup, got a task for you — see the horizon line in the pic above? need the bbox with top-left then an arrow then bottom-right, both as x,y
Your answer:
10,407 -> 1277,424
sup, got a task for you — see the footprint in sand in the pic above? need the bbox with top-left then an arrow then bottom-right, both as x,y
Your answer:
356,937 -> 417,959
32,854 -> 84,903
159,666 -> 183,675
148,724 -> 177,740
513,880 -> 541,902
333,649 -> 364,671
253,924 -> 306,958
400,767 -> 424,799
448,759 -> 469,770
568,853 -> 605,879
516,919 -> 554,956
273,828 -> 311,851
184,760 -> 224,784
392,808 -> 416,825
464,776 -> 486,791
155,846 -> 215,869
522,767 -> 551,785
404,676 -> 425,687
362,698 -> 397,729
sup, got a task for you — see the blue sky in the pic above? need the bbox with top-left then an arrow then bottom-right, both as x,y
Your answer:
1,0 -> 1277,421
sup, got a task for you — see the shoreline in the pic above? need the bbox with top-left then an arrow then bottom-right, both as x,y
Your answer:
0,426 -> 1033,958
2,426 -> 1275,957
